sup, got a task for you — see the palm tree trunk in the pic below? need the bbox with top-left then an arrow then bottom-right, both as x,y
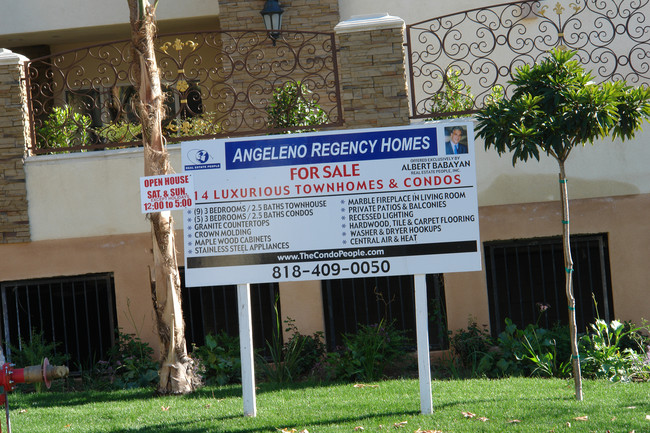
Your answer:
128,0 -> 195,394
558,161 -> 583,401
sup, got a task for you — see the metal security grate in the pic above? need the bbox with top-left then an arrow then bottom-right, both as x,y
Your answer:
322,274 -> 448,351
484,234 -> 613,336
180,272 -> 280,352
0,274 -> 116,369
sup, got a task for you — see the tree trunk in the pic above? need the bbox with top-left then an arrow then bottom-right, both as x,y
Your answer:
128,0 -> 196,395
558,161 -> 583,401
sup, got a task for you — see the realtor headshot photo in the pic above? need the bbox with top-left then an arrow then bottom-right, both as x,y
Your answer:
444,125 -> 468,155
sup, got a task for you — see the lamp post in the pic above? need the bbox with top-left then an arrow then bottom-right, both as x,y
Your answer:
260,0 -> 284,45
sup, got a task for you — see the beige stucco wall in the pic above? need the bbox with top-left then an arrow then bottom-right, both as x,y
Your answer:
339,0 -> 503,23
474,123 -> 650,206
0,1 -> 220,47
24,146 -> 183,241
278,280 -> 325,341
445,193 -> 650,333
0,232 -> 162,352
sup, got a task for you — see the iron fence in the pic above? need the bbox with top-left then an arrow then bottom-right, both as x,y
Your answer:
25,30 -> 342,154
406,0 -> 650,119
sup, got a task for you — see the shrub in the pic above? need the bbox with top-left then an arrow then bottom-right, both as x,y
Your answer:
474,318 -> 572,379
92,331 -> 159,390
429,68 -> 474,117
9,329 -> 69,393
191,332 -> 241,386
257,312 -> 326,383
96,121 -> 142,143
164,111 -> 221,141
37,105 -> 92,150
96,112 -> 221,145
448,319 -> 493,376
324,320 -> 409,382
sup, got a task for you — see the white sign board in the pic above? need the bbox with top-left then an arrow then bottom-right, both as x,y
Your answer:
182,122 -> 481,286
140,173 -> 194,213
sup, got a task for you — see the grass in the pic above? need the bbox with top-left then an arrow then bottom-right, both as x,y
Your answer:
7,378 -> 650,432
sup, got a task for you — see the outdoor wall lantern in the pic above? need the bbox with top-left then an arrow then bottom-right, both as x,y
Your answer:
260,0 -> 284,45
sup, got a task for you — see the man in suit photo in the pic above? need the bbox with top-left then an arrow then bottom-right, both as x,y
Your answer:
445,126 -> 468,155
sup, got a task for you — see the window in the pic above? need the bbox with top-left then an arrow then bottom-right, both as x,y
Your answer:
321,274 -> 448,351
180,269 -> 279,352
0,274 -> 117,369
484,234 -> 613,336
64,81 -> 203,128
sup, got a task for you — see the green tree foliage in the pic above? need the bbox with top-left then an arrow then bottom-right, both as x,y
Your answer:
476,48 -> 650,400
266,81 -> 328,132
476,49 -> 650,166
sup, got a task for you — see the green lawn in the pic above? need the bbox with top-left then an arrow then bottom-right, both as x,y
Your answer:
8,378 -> 650,432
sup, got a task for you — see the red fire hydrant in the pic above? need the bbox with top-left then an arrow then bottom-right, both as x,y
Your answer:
0,358 -> 69,432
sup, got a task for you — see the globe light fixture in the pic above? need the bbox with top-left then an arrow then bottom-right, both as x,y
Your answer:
260,0 -> 284,45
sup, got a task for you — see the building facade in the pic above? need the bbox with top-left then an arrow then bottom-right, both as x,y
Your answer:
0,0 -> 648,367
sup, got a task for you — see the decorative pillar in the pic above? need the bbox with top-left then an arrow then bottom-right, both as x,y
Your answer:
335,14 -> 410,128
0,49 -> 30,243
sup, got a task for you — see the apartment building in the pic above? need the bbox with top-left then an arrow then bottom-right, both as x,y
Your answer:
0,0 -> 648,368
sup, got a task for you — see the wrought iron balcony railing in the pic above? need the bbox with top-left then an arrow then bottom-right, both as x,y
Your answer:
406,0 -> 650,119
25,30 -> 342,154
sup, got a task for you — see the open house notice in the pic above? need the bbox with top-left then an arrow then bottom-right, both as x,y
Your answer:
182,122 -> 481,286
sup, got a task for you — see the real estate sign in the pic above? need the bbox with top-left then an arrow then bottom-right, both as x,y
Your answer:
140,173 -> 194,213
181,122 -> 481,286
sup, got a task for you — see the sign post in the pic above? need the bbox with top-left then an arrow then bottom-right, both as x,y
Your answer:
237,283 -> 257,417
181,122 -> 481,416
414,274 -> 432,414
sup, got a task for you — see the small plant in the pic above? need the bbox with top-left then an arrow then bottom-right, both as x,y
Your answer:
476,314 -> 572,379
518,323 -> 571,378
192,331 -> 241,386
9,329 -> 69,393
429,68 -> 475,117
326,320 -> 409,382
448,318 -> 493,376
96,121 -> 142,143
99,330 -> 158,390
37,105 -> 92,150
257,297 -> 325,383
580,319 -> 650,382
283,318 -> 326,378
266,81 -> 329,132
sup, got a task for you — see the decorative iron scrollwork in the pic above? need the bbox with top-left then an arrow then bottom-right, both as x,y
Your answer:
25,30 -> 342,154
406,0 -> 650,119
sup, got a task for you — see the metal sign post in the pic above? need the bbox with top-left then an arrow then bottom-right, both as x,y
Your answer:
414,274 -> 432,414
237,283 -> 257,417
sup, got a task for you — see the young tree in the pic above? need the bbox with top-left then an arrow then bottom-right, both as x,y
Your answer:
476,49 -> 650,401
128,0 -> 196,394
